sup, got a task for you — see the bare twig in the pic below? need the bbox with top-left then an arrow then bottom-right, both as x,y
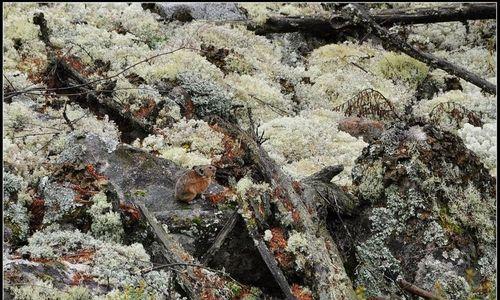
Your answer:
62,101 -> 75,131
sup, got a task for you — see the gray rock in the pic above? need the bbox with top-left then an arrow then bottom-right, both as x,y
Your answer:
80,134 -> 234,256
154,3 -> 247,22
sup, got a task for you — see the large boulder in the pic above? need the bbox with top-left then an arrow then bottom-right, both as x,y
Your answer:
329,123 -> 496,299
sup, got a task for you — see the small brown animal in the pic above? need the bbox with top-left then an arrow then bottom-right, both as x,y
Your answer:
175,165 -> 216,203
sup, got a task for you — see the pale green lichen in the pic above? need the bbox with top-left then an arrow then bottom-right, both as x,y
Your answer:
445,183 -> 495,245
19,225 -> 101,259
414,254 -> 471,300
160,147 -> 212,168
354,237 -> 401,297
413,89 -> 496,130
236,176 -> 270,199
285,231 -> 308,254
354,160 -> 385,202
10,281 -> 93,300
458,122 -> 497,176
175,71 -> 234,118
3,171 -> 26,196
39,180 -> 77,225
4,202 -> 30,241
376,52 -> 430,88
423,221 -> 448,247
88,192 -> 124,243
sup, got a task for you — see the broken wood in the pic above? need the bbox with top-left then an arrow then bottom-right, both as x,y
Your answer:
303,165 -> 344,184
331,3 -> 497,28
340,4 -> 496,95
240,211 -> 296,300
200,211 -> 239,264
397,278 -> 443,300
249,4 -> 496,35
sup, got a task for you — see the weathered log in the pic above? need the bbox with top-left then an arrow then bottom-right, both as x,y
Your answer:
136,201 -> 199,298
332,3 -> 496,28
249,4 -> 496,35
211,116 -> 358,299
340,4 -> 496,95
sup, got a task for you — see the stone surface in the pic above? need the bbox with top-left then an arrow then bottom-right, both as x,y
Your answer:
328,123 -> 496,298
154,3 -> 247,22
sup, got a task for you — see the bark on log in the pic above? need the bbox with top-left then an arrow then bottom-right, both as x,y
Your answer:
249,4 -> 496,35
341,4 -> 497,95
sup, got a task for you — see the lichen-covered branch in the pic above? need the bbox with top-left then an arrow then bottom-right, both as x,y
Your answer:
340,4 -> 497,95
249,4 -> 496,35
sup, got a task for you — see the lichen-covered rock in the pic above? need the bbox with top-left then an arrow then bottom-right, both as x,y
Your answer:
329,122 -> 496,299
154,3 -> 247,22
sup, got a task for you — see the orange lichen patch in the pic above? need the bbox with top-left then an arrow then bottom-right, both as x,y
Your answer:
291,210 -> 300,223
62,249 -> 95,264
71,272 -> 94,285
281,197 -> 301,224
183,95 -> 195,120
28,197 -> 45,233
291,284 -> 313,300
275,252 -> 294,269
268,227 -> 287,251
201,289 -> 218,300
133,98 -> 156,119
292,180 -> 304,195
29,257 -> 54,263
180,252 -> 193,262
64,55 -> 91,76
85,164 -> 107,180
119,202 -> 142,221
211,125 -> 245,159
72,184 -> 98,204
18,57 -> 47,83
207,187 -> 235,204
267,227 -> 294,269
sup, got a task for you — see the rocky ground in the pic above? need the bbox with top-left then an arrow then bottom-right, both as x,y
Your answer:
3,3 -> 497,300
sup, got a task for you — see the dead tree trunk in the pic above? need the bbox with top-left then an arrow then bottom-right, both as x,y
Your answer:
211,116 -> 358,300
249,3 -> 496,35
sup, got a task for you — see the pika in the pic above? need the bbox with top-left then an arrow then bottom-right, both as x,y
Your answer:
175,165 -> 216,203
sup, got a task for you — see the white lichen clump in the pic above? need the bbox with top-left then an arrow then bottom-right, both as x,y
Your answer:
88,192 -> 124,243
457,122 -> 497,176
133,118 -> 224,168
260,109 -> 368,185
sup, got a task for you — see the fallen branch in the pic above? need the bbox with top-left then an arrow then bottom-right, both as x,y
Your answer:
340,4 -> 496,95
200,211 -> 239,264
397,277 -> 443,300
249,4 -> 496,35
331,3 -> 497,28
